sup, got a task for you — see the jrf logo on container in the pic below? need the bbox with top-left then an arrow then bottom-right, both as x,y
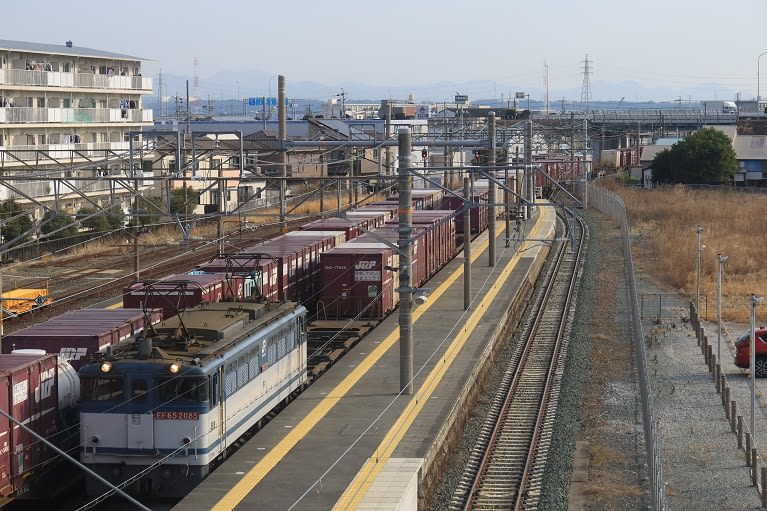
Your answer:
354,260 -> 377,270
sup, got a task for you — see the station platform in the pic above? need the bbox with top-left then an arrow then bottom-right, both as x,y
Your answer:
173,204 -> 557,511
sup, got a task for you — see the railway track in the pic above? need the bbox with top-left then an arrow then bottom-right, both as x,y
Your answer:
449,210 -> 585,511
2,217 -> 316,334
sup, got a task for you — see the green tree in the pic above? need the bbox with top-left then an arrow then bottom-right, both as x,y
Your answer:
77,207 -> 124,232
126,196 -> 161,227
0,199 -> 33,243
170,186 -> 200,216
40,211 -> 79,240
651,128 -> 738,185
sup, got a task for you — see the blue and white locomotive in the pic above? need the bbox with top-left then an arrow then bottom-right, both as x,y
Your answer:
78,300 -> 307,497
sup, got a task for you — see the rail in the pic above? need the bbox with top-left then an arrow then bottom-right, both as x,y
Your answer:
449,210 -> 583,509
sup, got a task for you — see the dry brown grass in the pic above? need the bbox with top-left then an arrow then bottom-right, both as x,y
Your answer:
52,191 -> 391,261
602,181 -> 767,322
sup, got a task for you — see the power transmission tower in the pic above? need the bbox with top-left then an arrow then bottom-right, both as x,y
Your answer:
580,54 -> 592,111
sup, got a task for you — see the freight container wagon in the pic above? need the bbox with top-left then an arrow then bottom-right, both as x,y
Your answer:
0,353 -> 79,499
197,255 -> 280,301
2,308 -> 163,371
353,227 -> 428,288
344,210 -> 391,228
385,188 -> 445,210
387,210 -> 458,279
0,286 -> 52,319
124,273 -> 247,319
441,189 -> 489,236
319,243 -> 399,320
357,202 -> 399,218
300,217 -> 363,241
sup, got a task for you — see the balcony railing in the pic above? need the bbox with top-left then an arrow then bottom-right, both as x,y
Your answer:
0,69 -> 152,91
0,140 -> 160,164
0,107 -> 153,124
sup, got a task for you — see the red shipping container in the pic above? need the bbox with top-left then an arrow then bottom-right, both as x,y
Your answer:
124,273 -> 245,319
0,353 -> 58,497
2,309 -> 162,370
320,243 -> 399,320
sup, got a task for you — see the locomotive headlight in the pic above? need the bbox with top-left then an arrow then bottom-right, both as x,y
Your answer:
100,361 -> 112,373
169,362 -> 181,374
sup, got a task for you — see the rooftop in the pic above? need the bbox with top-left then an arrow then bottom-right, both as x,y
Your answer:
0,39 -> 148,61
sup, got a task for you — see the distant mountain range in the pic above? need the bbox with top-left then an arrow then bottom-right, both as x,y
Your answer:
149,69 -> 743,112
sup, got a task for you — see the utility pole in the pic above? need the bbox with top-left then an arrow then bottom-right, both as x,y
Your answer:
463,176 -> 472,310
385,103 -> 392,176
398,128 -> 413,395
278,75 -> 287,233
525,120 -> 533,219
488,112 -> 496,266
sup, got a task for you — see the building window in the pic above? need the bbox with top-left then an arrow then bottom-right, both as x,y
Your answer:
37,97 -> 45,108
63,62 -> 70,72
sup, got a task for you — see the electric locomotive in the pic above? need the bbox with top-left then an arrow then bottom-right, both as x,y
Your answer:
78,300 -> 307,497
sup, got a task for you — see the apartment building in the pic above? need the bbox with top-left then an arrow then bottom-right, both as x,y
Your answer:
0,39 -> 152,210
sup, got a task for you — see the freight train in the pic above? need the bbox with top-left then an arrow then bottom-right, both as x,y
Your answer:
0,186 -> 496,500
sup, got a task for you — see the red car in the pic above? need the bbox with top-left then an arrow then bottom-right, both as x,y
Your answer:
734,327 -> 767,377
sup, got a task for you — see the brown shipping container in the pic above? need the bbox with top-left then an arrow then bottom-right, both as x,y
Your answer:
2,309 -> 162,370
284,231 -> 347,304
441,191 -> 488,235
355,205 -> 397,221
124,273 -> 246,319
344,211 -> 390,228
300,218 -> 362,241
409,210 -> 458,273
387,189 -> 444,210
197,257 -> 279,301
0,354 -> 58,497
320,243 -> 398,320
354,227 -> 427,287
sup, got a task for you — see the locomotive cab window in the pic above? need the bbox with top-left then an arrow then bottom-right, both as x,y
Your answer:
81,375 -> 124,401
158,376 -> 209,404
132,378 -> 149,401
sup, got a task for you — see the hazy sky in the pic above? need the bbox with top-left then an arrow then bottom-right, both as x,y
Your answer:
4,0 -> 767,102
